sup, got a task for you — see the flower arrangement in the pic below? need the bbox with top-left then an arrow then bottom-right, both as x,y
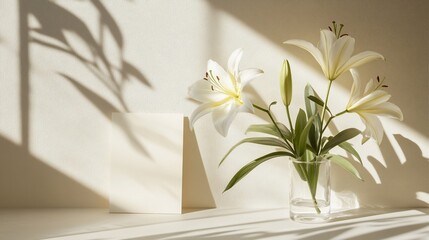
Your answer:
188,22 -> 403,217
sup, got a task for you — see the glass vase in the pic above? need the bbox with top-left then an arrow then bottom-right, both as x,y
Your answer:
289,156 -> 331,223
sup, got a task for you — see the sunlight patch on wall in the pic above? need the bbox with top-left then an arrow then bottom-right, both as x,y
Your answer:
416,192 -> 429,205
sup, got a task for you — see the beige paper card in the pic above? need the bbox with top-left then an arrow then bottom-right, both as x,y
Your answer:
110,113 -> 183,214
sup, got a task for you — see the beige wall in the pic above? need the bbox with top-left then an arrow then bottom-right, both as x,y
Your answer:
0,0 -> 427,209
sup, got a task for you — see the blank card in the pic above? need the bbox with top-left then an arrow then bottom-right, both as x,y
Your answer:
110,113 -> 184,214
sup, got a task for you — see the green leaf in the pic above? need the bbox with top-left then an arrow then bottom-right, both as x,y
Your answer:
280,60 -> 292,107
294,109 -> 307,135
339,142 -> 362,165
223,151 -> 295,192
293,162 -> 308,181
322,136 -> 330,145
276,122 -> 293,141
293,151 -> 317,186
321,128 -> 360,154
307,95 -> 332,115
297,115 -> 315,157
328,155 -> 363,181
307,160 -> 319,193
303,86 -> 322,158
304,84 -> 317,118
246,124 -> 279,137
306,143 -> 317,155
219,137 -> 293,166
246,123 -> 292,141
293,109 -> 307,149
309,123 -> 318,151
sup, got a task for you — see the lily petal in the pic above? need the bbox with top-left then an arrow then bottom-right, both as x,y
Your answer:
284,39 -> 326,77
240,95 -> 254,113
363,102 -> 403,120
228,48 -> 243,77
239,68 -> 264,88
364,78 -> 378,95
207,59 -> 234,91
348,90 -> 391,111
190,102 -> 216,129
212,102 -> 240,137
188,80 -> 228,103
347,69 -> 364,108
359,113 -> 384,144
319,29 -> 336,67
329,36 -> 355,79
337,51 -> 384,77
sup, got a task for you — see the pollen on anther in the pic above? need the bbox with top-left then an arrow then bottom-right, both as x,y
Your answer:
203,77 -> 208,81
205,72 -> 209,78
211,85 -> 214,91
216,76 -> 220,81
377,76 -> 380,82
382,85 -> 388,88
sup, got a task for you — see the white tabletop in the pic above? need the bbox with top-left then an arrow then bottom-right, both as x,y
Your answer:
1,208 -> 428,240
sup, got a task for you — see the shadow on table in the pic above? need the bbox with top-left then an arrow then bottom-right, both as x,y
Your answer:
132,210 -> 429,240
41,209 -> 429,240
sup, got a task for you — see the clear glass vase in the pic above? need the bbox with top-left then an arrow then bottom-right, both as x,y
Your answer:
289,156 -> 331,223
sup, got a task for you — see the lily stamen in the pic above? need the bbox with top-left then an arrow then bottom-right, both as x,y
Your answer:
333,21 -> 337,35
338,24 -> 344,38
375,76 -> 387,90
328,21 -> 348,39
207,70 -> 238,97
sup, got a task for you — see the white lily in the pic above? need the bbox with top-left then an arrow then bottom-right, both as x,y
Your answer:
189,48 -> 263,137
284,25 -> 384,81
346,69 -> 403,144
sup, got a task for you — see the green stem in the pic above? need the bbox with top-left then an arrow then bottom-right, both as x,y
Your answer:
252,103 -> 267,112
253,103 -> 295,154
286,105 -> 294,135
301,165 -> 321,214
312,196 -> 321,214
317,80 -> 334,155
321,110 -> 347,134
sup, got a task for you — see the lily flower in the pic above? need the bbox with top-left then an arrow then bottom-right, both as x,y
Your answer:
284,22 -> 384,81
189,48 -> 263,137
346,69 -> 403,144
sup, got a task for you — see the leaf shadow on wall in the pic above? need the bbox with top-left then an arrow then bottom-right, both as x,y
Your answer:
332,134 -> 429,208
7,0 -> 156,207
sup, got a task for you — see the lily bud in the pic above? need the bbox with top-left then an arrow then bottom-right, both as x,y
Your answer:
280,60 -> 292,106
